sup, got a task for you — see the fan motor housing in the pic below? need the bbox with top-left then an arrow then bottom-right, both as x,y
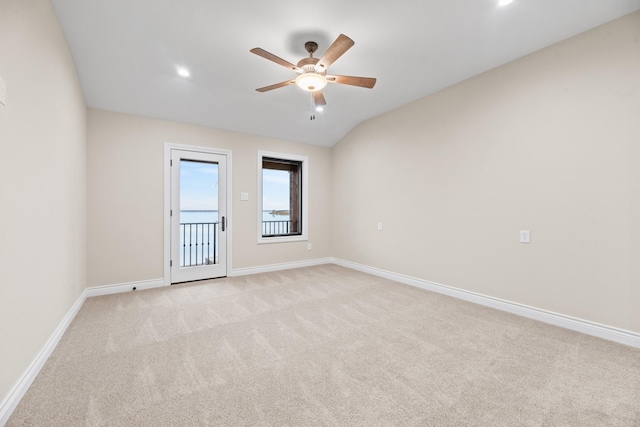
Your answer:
297,57 -> 320,70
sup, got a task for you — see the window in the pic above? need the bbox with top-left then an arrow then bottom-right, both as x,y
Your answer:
258,151 -> 308,243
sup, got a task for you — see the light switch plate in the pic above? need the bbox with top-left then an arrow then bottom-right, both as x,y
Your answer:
520,230 -> 531,243
0,75 -> 6,106
240,192 -> 249,201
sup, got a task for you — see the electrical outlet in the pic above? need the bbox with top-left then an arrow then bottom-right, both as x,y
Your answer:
307,243 -> 312,250
377,222 -> 383,231
520,230 -> 531,243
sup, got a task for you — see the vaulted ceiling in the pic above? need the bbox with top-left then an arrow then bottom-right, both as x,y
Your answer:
51,0 -> 640,147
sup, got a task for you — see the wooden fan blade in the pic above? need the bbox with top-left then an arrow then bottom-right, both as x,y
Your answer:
313,90 -> 326,107
315,34 -> 354,71
326,75 -> 377,89
250,48 -> 302,73
256,80 -> 295,92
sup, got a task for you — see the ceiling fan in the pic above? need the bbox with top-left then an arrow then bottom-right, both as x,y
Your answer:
250,34 -> 376,110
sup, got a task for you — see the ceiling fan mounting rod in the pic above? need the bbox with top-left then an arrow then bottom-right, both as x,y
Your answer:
305,41 -> 318,57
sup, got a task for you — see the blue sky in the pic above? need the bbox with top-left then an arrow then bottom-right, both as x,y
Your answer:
180,160 -> 289,211
262,169 -> 289,211
180,160 -> 218,210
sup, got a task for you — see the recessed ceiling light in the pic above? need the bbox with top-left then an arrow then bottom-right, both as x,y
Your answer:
315,106 -> 324,112
498,0 -> 513,5
177,67 -> 190,78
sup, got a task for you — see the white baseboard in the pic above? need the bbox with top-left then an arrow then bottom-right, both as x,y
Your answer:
331,258 -> 640,349
85,278 -> 165,297
0,290 -> 87,426
231,257 -> 332,277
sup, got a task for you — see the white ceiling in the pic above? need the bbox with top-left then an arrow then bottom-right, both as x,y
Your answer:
51,0 -> 640,147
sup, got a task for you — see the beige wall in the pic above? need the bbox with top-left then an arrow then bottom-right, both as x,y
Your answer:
332,12 -> 640,333
0,0 -> 87,405
87,109 -> 332,286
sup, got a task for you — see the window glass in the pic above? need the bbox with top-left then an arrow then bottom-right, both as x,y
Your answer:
258,152 -> 308,243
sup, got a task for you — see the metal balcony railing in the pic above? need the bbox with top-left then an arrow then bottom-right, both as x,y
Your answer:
180,222 -> 218,267
181,220 -> 297,266
262,220 -> 294,236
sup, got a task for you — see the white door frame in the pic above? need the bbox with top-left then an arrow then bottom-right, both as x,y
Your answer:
164,143 -> 233,285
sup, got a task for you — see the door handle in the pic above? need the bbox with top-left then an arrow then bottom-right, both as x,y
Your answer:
221,216 -> 226,232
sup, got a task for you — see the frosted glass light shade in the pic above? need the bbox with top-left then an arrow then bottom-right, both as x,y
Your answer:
295,72 -> 327,92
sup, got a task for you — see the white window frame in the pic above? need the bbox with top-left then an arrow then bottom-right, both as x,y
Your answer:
257,151 -> 308,244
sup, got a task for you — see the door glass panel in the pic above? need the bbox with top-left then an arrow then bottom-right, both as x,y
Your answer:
179,160 -> 219,267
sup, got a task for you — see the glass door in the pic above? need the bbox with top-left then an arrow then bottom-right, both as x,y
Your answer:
170,149 -> 227,283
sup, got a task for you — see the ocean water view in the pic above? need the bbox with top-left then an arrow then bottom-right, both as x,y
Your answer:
179,210 -> 290,223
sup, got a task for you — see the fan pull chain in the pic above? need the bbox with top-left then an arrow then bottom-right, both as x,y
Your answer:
310,93 -> 316,120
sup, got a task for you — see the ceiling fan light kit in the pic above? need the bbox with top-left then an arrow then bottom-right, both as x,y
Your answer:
295,73 -> 327,92
250,34 -> 376,110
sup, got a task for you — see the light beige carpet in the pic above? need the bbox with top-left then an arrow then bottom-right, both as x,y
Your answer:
7,265 -> 640,426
